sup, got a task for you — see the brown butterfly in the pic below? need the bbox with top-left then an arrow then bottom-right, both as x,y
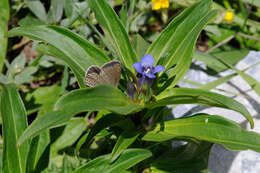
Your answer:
84,60 -> 121,88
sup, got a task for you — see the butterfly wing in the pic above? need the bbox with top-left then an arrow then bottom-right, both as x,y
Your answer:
84,65 -> 106,87
100,60 -> 121,87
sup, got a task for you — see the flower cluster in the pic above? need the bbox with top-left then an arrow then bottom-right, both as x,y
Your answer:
152,0 -> 170,10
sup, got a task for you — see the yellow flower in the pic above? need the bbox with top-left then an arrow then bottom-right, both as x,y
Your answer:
224,10 -> 234,22
152,0 -> 170,10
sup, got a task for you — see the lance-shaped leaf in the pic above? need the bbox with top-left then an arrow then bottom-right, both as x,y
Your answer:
18,85 -> 142,146
199,73 -> 237,90
26,130 -> 49,173
25,85 -> 61,172
73,149 -> 152,173
54,84 -> 143,115
87,0 -> 137,73
0,83 -> 30,173
213,54 -> 260,98
110,130 -> 139,163
8,25 -> 110,88
146,0 -> 217,88
143,114 -> 260,153
83,114 -> 128,149
36,44 -> 86,87
24,0 -> 47,22
0,0 -> 9,71
147,88 -> 254,128
51,118 -> 87,154
151,141 -> 212,173
17,109 -> 80,147
194,49 -> 249,73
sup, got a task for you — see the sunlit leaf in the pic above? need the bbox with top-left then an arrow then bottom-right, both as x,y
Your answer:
8,25 -> 110,88
147,0 -> 217,88
18,85 -> 142,146
143,114 -> 260,152
73,149 -> 152,173
54,85 -> 143,115
87,0 -> 138,73
148,88 -> 254,128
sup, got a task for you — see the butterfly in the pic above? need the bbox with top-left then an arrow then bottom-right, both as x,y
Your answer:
84,60 -> 121,88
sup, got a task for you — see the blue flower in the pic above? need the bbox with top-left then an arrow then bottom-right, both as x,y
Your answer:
133,54 -> 165,79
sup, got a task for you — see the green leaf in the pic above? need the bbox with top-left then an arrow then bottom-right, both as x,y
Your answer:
87,0 -> 137,73
18,85 -> 141,146
151,142 -> 212,173
47,0 -> 64,23
18,16 -> 45,26
199,61 -> 260,91
110,130 -> 139,163
199,73 -> 237,90
132,34 -> 150,59
8,25 -> 110,88
24,0 -> 47,22
36,44 -> 86,87
83,114 -> 126,149
17,108 -> 81,147
194,49 -> 249,73
14,67 -> 37,84
26,130 -> 50,173
143,114 -> 260,153
64,0 -> 73,17
0,0 -> 9,71
0,83 -> 30,173
75,130 -> 89,154
62,155 -> 73,173
146,0 -> 217,88
193,51 -> 228,72
0,150 -> 3,171
73,149 -> 152,173
242,0 -> 260,7
51,118 -> 87,153
25,86 -> 60,172
213,55 -> 260,98
148,88 -> 254,128
54,85 -> 143,115
25,85 -> 62,115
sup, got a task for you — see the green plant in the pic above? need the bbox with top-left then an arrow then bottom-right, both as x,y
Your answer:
1,0 -> 260,172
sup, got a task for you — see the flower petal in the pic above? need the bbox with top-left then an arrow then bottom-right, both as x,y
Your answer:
141,54 -> 154,67
133,62 -> 142,73
154,65 -> 165,73
145,73 -> 156,79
